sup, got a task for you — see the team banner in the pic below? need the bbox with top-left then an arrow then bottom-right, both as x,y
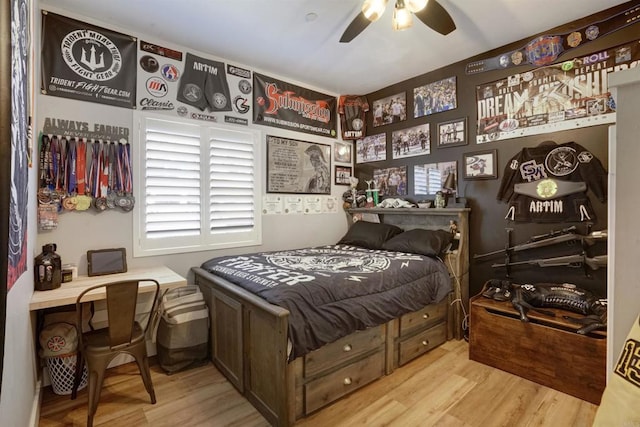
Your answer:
41,11 -> 137,108
137,40 -> 252,125
253,73 -> 337,138
476,40 -> 640,144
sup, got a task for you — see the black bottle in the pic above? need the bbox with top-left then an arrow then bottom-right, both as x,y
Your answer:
34,243 -> 62,291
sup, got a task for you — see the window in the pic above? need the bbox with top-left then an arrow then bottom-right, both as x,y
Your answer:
133,113 -> 261,257
414,164 -> 442,195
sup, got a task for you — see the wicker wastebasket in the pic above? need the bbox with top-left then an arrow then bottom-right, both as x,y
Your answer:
39,322 -> 88,395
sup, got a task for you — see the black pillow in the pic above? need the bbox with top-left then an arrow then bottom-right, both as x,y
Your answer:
382,228 -> 454,257
337,221 -> 403,250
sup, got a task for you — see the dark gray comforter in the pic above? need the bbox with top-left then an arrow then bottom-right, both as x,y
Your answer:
201,244 -> 451,359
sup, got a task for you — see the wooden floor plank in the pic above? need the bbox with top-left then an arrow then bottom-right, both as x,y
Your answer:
39,340 -> 598,426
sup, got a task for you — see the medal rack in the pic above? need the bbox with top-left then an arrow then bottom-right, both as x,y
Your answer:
37,133 -> 135,230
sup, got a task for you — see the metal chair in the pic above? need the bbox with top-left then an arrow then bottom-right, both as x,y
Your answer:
74,279 -> 160,427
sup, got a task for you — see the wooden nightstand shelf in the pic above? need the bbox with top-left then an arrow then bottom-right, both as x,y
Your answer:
469,295 -> 606,404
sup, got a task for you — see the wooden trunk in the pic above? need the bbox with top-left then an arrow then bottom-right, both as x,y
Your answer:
469,295 -> 606,404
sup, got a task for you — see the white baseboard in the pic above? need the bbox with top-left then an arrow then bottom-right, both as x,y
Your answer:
30,379 -> 43,427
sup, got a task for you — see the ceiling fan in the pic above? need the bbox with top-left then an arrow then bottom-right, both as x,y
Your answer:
340,0 -> 456,43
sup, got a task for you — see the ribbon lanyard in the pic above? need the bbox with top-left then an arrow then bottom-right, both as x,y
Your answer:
77,139 -> 87,194
119,142 -> 133,194
50,136 -> 59,191
108,142 -> 117,194
39,134 -> 51,189
57,137 -> 68,192
67,138 -> 77,194
91,141 -> 101,198
99,141 -> 109,198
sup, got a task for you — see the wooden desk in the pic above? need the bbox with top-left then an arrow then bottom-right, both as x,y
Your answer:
29,265 -> 187,311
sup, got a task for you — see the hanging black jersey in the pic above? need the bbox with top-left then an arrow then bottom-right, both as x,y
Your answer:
177,53 -> 232,112
497,141 -> 607,223
338,95 -> 369,140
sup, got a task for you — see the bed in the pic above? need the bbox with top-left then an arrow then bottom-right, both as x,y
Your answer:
192,208 -> 469,426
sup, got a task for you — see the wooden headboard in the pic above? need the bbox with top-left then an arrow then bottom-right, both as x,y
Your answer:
346,207 -> 470,339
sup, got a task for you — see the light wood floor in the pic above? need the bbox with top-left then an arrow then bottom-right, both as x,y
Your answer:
39,340 -> 598,426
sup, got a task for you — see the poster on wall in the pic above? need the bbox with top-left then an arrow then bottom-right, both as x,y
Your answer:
254,73 -> 337,138
476,40 -> 640,144
41,11 -> 137,108
266,135 -> 331,194
137,40 -> 253,125
9,0 -> 29,291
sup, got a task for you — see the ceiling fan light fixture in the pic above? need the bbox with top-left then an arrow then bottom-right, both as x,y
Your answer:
362,0 -> 388,22
392,0 -> 412,31
405,0 -> 428,13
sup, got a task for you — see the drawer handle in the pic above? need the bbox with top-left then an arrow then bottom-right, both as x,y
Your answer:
422,313 -> 430,319
422,340 -> 429,346
343,377 -> 352,385
343,344 -> 352,352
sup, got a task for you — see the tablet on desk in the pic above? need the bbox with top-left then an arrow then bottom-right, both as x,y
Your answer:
87,248 -> 127,277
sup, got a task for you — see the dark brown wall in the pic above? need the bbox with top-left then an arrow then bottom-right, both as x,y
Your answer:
358,1 -> 640,297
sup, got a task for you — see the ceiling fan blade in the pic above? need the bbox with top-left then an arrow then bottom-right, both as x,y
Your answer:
414,0 -> 456,35
340,11 -> 373,43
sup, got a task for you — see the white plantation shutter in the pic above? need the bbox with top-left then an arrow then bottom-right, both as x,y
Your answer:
133,113 -> 261,257
414,164 -> 443,195
209,132 -> 255,233
145,119 -> 202,239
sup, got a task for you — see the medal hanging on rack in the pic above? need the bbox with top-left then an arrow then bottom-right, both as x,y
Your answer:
106,142 -> 118,209
75,138 -> 92,211
49,135 -> 64,211
117,142 -> 135,212
90,141 -> 107,212
38,134 -> 59,230
61,137 -> 78,211
38,134 -> 52,204
96,141 -> 110,211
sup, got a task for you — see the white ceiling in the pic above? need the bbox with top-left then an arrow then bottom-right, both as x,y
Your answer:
42,0 -> 630,95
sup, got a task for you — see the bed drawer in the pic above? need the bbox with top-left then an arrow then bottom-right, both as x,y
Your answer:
304,350 -> 385,414
304,325 -> 384,378
398,321 -> 446,366
399,299 -> 447,337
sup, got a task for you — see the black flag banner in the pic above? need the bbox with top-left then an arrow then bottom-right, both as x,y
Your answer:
476,39 -> 640,144
41,11 -> 137,108
254,73 -> 337,138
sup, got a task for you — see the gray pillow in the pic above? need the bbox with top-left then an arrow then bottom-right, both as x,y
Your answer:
382,228 -> 453,257
337,221 -> 403,250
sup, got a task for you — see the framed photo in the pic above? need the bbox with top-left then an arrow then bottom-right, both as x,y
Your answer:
334,141 -> 352,163
413,76 -> 457,118
335,166 -> 353,185
437,117 -> 467,148
266,135 -> 331,194
392,123 -> 430,159
373,166 -> 407,196
356,133 -> 387,163
463,149 -> 498,180
372,92 -> 406,127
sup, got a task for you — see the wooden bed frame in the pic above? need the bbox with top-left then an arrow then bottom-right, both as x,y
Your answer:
192,208 -> 469,426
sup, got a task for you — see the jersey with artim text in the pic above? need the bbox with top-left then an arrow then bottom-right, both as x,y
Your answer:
497,141 -> 607,223
338,95 -> 369,140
